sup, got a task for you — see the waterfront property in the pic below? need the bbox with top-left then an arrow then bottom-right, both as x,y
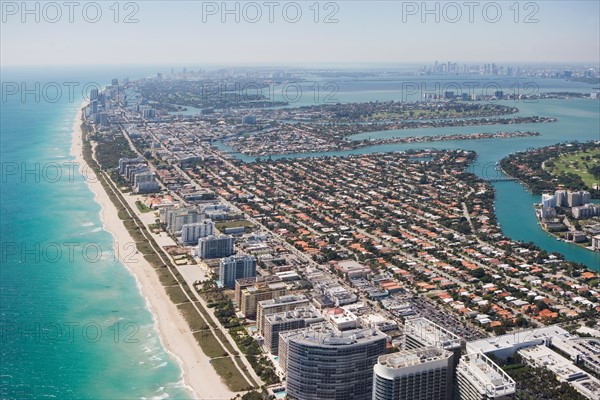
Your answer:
279,324 -> 388,400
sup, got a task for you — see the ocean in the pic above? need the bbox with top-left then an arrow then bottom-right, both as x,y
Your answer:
0,66 -> 598,399
0,66 -> 193,400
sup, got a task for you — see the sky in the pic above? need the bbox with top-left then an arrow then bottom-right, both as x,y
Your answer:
1,1 -> 599,67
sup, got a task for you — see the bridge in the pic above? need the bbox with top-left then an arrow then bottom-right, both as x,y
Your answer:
484,177 -> 519,182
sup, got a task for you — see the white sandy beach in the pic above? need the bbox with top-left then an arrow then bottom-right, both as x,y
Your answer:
70,104 -> 234,400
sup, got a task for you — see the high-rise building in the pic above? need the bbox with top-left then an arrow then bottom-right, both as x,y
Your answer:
372,346 -> 454,400
263,306 -> 323,355
541,206 -> 557,220
118,157 -> 144,175
572,204 -> 600,219
218,255 -> 256,289
243,115 -> 257,124
566,190 -> 591,208
165,208 -> 203,234
568,191 -> 582,207
555,190 -> 568,207
403,318 -> 463,399
403,318 -> 462,364
197,235 -> 234,259
541,194 -> 556,209
580,191 -> 591,205
240,281 -> 287,317
256,294 -> 309,335
133,172 -> 159,193
234,275 -> 281,306
181,220 -> 214,244
279,324 -> 387,400
454,352 -> 516,400
142,108 -> 156,119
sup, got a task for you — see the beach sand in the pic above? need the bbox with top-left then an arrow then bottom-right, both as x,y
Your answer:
70,104 -> 234,400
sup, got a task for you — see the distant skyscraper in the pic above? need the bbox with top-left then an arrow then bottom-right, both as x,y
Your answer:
555,190 -> 568,207
568,191 -> 582,207
580,191 -> 591,205
542,194 -> 557,209
243,115 -> 257,124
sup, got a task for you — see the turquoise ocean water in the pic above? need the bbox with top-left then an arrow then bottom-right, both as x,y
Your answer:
1,67 -> 193,400
0,67 -> 598,399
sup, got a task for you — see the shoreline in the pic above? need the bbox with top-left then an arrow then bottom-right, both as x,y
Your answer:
532,204 -> 600,253
70,103 -> 234,400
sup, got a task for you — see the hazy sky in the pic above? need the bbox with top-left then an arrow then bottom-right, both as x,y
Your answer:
1,1 -> 599,66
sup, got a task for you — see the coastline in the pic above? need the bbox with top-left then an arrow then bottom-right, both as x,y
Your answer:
70,103 -> 234,400
533,204 -> 599,253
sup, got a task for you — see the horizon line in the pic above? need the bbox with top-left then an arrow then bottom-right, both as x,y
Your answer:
2,61 -> 599,69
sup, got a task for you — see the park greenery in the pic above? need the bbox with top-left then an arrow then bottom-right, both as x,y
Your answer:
498,353 -> 587,400
500,141 -> 599,198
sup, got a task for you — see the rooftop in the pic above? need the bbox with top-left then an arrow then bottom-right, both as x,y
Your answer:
467,325 -> 572,355
378,346 -> 452,369
458,352 -> 516,397
259,294 -> 308,307
282,323 -> 387,347
265,306 -> 323,324
405,317 -> 462,350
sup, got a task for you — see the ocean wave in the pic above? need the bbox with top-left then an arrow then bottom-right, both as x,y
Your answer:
149,394 -> 169,400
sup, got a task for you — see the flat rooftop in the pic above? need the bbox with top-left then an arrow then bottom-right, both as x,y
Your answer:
519,345 -> 585,381
467,325 -> 572,355
283,323 -> 387,347
405,317 -> 462,349
259,294 -> 308,307
519,345 -> 600,400
378,347 -> 452,369
459,352 -> 516,397
265,306 -> 322,324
